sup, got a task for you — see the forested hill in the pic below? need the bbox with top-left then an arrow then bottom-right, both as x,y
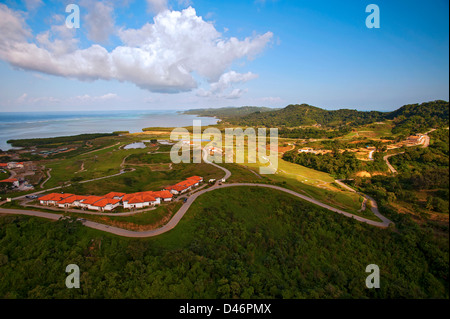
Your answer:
207,100 -> 449,131
182,106 -> 275,119
386,100 -> 449,135
224,103 -> 385,128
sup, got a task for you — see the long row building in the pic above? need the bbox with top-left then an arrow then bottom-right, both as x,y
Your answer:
38,176 -> 203,212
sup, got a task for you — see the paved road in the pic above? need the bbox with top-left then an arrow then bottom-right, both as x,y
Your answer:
383,152 -> 404,174
11,167 -> 135,201
0,147 -> 393,237
0,181 -> 392,237
40,168 -> 52,189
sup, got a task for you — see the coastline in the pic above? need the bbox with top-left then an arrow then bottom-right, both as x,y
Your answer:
0,110 -> 219,151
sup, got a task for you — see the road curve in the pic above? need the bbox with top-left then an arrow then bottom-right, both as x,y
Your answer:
0,180 -> 392,238
383,152 -> 404,174
0,148 -> 392,238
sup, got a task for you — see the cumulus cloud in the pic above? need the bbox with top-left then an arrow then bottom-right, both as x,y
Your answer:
82,1 -> 116,43
24,0 -> 44,11
0,4 -> 272,94
146,0 -> 168,14
197,71 -> 258,99
15,93 -> 60,105
14,92 -> 118,106
70,93 -> 119,103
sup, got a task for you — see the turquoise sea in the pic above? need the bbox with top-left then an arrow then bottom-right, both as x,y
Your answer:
0,110 -> 218,151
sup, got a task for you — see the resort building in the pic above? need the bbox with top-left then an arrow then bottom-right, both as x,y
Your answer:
79,196 -> 105,210
149,190 -> 173,202
39,193 -> 74,206
0,178 -> 19,188
89,198 -> 121,211
165,176 -> 203,195
122,192 -> 158,209
37,176 -> 202,211
103,192 -> 126,200
7,162 -> 24,169
57,195 -> 88,208
299,147 -> 317,154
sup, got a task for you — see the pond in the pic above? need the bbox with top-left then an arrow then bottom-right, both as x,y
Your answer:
123,142 -> 147,149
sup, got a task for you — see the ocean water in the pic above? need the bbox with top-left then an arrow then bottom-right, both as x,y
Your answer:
0,110 -> 218,151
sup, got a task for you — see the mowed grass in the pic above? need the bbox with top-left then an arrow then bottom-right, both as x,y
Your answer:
209,143 -> 371,219
340,121 -> 395,141
60,161 -> 223,196
44,145 -> 152,188
0,170 -> 10,180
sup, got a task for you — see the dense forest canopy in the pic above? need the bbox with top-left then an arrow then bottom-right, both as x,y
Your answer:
187,101 -> 449,135
0,186 -> 447,299
386,100 -> 449,136
222,104 -> 385,128
7,133 -> 118,148
182,106 -> 275,119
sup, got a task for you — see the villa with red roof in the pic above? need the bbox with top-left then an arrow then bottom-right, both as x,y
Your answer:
165,176 -> 203,195
39,193 -> 75,206
89,198 -> 121,211
122,192 -> 158,209
0,178 -> 19,188
37,176 -> 201,211
57,195 -> 88,208
103,192 -> 126,200
79,195 -> 105,210
149,190 -> 173,202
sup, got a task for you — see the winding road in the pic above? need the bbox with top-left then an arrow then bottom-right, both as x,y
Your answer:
0,148 -> 393,237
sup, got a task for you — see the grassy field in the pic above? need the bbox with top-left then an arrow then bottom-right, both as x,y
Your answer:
0,170 -> 9,180
59,161 -> 223,196
340,121 -> 395,141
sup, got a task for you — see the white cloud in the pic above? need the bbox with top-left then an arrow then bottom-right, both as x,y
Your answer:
0,5 -> 272,94
15,93 -> 61,105
197,71 -> 258,99
24,0 -> 43,11
146,0 -> 168,14
14,92 -> 118,106
81,0 -> 116,43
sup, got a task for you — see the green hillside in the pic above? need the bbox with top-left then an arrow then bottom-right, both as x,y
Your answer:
0,186 -> 447,298
386,100 -> 449,135
225,104 -> 385,128
182,106 -> 275,119
191,101 -> 448,133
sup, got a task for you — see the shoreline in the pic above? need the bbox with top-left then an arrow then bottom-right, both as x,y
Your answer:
0,111 -> 220,151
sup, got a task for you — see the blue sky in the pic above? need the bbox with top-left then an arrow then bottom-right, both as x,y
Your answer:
0,0 -> 448,112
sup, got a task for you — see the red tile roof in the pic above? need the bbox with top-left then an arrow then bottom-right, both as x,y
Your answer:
150,190 -> 173,199
125,193 -> 157,204
103,192 -> 126,199
0,163 -> 7,167
91,198 -> 120,207
166,179 -> 197,192
0,178 -> 18,183
58,195 -> 87,204
187,176 -> 202,181
39,193 -> 74,202
81,196 -> 105,205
